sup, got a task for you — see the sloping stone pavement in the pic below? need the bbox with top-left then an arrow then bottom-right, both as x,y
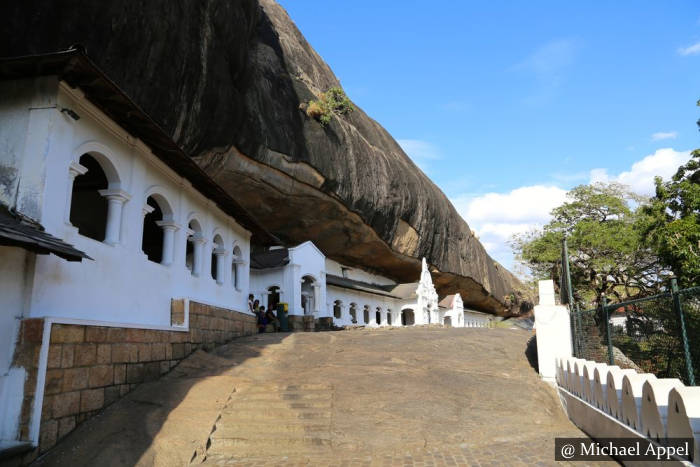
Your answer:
33,327 -> 613,466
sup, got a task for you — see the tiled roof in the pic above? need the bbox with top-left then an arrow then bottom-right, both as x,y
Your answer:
0,204 -> 90,261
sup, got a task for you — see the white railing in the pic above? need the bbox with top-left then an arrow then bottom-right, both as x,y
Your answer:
556,356 -> 700,464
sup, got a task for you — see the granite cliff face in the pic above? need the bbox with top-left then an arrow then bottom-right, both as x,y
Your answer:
1,0 -> 525,314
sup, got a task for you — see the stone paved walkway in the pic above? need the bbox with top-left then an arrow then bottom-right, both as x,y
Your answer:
34,327 -> 613,466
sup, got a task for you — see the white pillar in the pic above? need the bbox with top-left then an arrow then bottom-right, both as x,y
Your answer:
213,247 -> 226,285
192,236 -> 206,277
65,161 -> 88,223
534,280 -> 573,382
156,221 -> 179,266
99,189 -> 131,245
312,285 -> 321,314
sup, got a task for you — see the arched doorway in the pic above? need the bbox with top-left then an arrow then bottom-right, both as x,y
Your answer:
375,307 -> 382,326
301,275 -> 315,315
363,305 -> 370,324
268,286 -> 280,311
401,308 -> 415,326
387,309 -> 392,326
444,316 -> 452,327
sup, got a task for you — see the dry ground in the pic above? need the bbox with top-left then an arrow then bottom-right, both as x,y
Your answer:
32,326 -> 611,466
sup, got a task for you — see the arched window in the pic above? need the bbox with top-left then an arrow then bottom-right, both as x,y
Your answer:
69,154 -> 108,241
333,300 -> 342,319
142,196 -> 164,263
349,303 -> 357,324
211,234 -> 224,283
185,219 -> 203,276
231,245 -> 243,290
363,305 -> 370,325
375,307 -> 381,325
141,194 -> 176,265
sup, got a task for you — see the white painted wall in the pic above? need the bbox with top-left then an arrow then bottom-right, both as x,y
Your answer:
0,77 -> 57,218
287,242 -> 327,317
324,258 -> 395,286
1,79 -> 253,328
440,293 -> 464,327
0,247 -> 32,442
535,280 -> 572,382
325,285 -> 403,327
463,309 -> 491,328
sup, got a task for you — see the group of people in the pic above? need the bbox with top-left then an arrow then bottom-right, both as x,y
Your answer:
248,294 -> 280,333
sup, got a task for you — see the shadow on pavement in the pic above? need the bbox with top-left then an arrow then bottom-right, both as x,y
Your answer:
524,334 -> 539,373
31,332 -> 292,467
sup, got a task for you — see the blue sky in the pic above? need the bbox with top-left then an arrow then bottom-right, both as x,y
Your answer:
277,1 -> 700,273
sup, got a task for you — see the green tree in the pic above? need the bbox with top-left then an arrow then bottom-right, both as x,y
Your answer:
641,103 -> 700,287
512,183 -> 664,307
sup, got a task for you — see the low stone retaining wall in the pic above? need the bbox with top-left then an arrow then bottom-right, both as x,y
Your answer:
11,300 -> 256,464
556,356 -> 700,465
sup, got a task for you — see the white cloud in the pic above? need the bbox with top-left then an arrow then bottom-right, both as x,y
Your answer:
515,39 -> 577,76
651,131 -> 677,141
397,139 -> 440,173
589,148 -> 691,196
678,42 -> 700,56
450,185 -> 568,267
448,148 -> 691,270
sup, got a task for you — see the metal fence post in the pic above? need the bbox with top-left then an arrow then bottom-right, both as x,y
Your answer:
576,307 -> 584,359
602,296 -> 614,365
671,278 -> 696,386
571,306 -> 579,357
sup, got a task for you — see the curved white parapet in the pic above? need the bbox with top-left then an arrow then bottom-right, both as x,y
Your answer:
667,386 -> 700,465
621,373 -> 657,431
640,378 -> 684,442
606,368 -> 637,420
591,363 -> 612,411
581,361 -> 598,403
557,357 -> 566,386
572,358 -> 588,395
565,357 -> 578,392
555,357 -> 563,385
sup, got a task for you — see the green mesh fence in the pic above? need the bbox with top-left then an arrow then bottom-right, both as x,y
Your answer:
571,285 -> 697,385
678,287 -> 699,385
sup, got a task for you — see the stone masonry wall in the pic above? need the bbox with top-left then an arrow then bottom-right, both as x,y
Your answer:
11,301 -> 256,464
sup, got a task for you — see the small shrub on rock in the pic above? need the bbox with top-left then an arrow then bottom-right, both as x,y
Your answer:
305,87 -> 353,127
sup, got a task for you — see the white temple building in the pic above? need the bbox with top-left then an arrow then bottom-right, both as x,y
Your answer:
249,241 -> 488,330
0,49 -> 492,458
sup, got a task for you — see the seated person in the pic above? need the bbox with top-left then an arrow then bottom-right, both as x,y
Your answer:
254,302 -> 266,333
265,307 -> 280,332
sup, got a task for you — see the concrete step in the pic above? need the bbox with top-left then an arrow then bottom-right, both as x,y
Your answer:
236,391 -> 332,402
225,400 -> 332,410
220,408 -> 332,420
207,436 -> 332,455
211,422 -> 329,438
240,383 -> 332,392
